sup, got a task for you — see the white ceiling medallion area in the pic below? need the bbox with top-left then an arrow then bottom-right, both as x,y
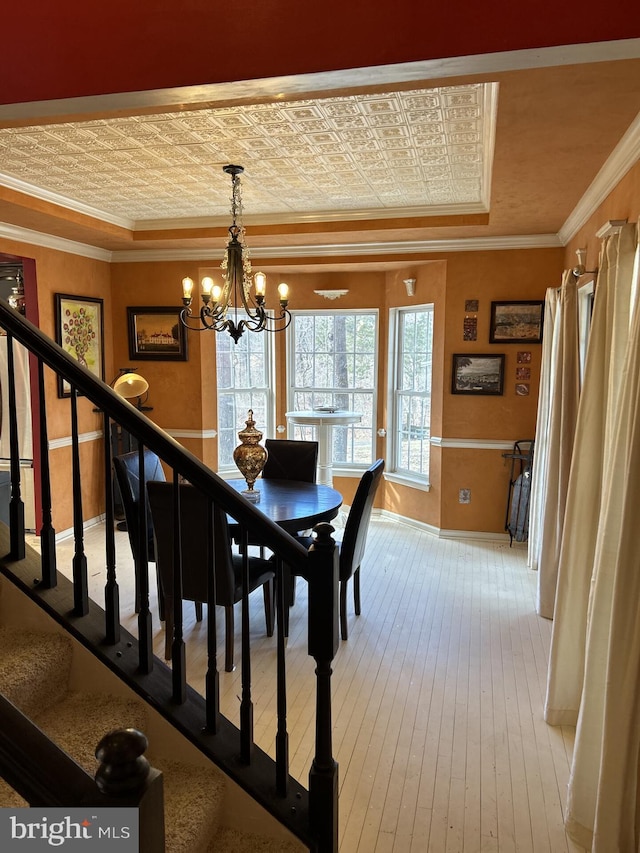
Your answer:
0,83 -> 497,228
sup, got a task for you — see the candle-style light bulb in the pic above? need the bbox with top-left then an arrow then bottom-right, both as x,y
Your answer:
201,276 -> 214,296
254,271 -> 266,296
212,284 -> 222,302
278,282 -> 289,301
182,277 -> 194,299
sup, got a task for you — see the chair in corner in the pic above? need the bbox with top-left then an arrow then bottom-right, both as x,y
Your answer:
297,458 -> 385,640
262,438 -> 319,483
146,481 -> 275,671
113,448 -> 166,614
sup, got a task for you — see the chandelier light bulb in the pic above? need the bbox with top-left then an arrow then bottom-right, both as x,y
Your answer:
201,276 -> 214,295
278,282 -> 289,301
254,271 -> 266,296
182,277 -> 194,299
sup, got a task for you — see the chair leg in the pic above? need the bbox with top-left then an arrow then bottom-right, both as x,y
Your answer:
353,566 -> 361,616
224,604 -> 235,672
195,602 -> 203,621
340,581 -> 348,641
263,578 -> 275,637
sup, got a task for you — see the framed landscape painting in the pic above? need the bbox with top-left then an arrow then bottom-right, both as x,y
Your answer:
489,300 -> 544,344
451,353 -> 505,396
55,293 -> 105,398
127,306 -> 188,361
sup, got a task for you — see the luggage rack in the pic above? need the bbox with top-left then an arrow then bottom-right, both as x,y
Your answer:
502,440 -> 534,545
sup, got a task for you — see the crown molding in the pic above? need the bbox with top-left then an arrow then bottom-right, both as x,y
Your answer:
558,108 -> 640,244
0,223 -> 112,262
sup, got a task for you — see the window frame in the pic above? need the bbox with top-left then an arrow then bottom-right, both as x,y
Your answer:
215,312 -> 276,474
286,308 -> 379,472
387,303 -> 434,487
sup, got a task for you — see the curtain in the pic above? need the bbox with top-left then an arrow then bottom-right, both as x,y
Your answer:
528,272 -> 580,618
545,224 -> 637,729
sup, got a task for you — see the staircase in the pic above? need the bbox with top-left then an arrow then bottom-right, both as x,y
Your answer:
0,569 -> 304,852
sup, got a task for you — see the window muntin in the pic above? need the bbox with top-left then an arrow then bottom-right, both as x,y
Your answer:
288,311 -> 378,467
391,305 -> 434,480
216,316 -> 275,471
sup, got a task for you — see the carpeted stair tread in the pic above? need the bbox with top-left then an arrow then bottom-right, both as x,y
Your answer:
0,778 -> 28,808
0,626 -> 72,718
209,827 -> 305,852
154,759 -> 226,853
34,692 -> 148,775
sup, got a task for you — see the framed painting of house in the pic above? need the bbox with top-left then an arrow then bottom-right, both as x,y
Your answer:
127,306 -> 188,361
55,293 -> 105,398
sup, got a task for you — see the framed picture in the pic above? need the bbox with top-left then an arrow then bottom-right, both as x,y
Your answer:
55,293 -> 105,398
451,353 -> 505,395
490,300 -> 544,343
127,307 -> 188,361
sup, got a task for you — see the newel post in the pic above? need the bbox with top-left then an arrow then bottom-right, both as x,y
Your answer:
306,521 -> 339,853
95,729 -> 165,853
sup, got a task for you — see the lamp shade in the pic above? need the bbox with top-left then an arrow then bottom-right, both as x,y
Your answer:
113,372 -> 149,400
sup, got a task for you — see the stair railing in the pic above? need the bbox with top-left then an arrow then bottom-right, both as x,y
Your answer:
0,299 -> 339,853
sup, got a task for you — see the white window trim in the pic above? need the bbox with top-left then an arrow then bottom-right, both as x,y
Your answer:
386,303 -> 434,486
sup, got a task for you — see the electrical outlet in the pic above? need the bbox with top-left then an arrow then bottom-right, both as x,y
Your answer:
459,489 -> 471,504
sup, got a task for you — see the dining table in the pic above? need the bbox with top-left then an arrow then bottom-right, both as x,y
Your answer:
225,477 -> 343,533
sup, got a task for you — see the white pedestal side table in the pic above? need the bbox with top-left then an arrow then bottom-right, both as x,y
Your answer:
285,409 -> 362,487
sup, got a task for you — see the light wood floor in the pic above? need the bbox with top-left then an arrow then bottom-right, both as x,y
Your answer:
42,517 -> 585,853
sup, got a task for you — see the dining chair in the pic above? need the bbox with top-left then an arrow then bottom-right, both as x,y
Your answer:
146,480 -> 275,671
296,458 -> 385,640
113,448 -> 166,614
262,438 -> 319,482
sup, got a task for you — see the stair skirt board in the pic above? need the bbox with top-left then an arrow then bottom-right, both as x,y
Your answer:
0,575 -> 305,853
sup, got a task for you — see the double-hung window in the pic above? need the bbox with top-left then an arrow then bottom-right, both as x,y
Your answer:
287,310 -> 377,469
388,304 -> 434,483
216,314 -> 275,472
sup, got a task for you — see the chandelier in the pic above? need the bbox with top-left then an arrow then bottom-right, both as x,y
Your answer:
180,164 -> 291,344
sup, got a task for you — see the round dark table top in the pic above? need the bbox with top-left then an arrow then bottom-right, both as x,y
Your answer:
225,478 -> 342,533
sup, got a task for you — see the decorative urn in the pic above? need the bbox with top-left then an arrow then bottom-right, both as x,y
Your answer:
233,409 -> 268,501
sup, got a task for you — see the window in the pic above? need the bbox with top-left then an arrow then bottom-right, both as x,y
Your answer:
216,318 -> 275,471
389,305 -> 434,481
287,311 -> 377,467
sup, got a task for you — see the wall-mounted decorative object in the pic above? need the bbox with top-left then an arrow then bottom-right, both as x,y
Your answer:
517,351 -> 532,364
55,293 -> 105,398
403,278 -> 416,297
127,307 -> 188,361
314,289 -> 349,300
451,353 -> 505,396
515,383 -> 530,396
516,366 -> 531,381
463,314 -> 477,341
490,300 -> 544,344
465,299 -> 479,312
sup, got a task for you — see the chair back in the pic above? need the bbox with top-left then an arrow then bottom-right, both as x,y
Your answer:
340,459 -> 385,582
113,449 -> 165,562
146,481 -> 235,607
262,439 -> 318,483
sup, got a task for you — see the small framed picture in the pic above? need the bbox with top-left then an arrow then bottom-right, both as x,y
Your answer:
517,351 -> 532,364
127,307 -> 188,361
516,366 -> 531,380
515,383 -> 530,396
490,300 -> 544,344
451,353 -> 505,396
55,293 -> 105,398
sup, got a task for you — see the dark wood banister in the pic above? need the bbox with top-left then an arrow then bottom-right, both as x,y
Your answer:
0,301 -> 306,568
0,297 -> 340,853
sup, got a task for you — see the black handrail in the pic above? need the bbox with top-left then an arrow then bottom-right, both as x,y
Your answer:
0,300 -> 306,568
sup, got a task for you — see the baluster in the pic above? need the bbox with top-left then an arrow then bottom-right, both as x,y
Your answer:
70,388 -> 88,615
37,359 -> 57,587
239,525 -> 253,764
103,413 -> 120,643
306,522 -> 339,853
136,444 -> 153,673
171,472 -> 186,702
274,554 -> 289,795
6,334 -> 25,560
205,496 -> 220,733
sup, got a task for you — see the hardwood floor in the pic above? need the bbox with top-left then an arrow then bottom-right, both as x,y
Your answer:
42,517 -> 585,853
